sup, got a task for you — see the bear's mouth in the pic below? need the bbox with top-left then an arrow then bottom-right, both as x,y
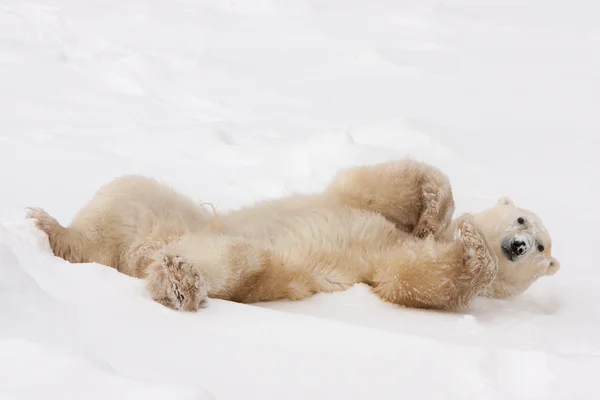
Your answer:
501,244 -> 517,261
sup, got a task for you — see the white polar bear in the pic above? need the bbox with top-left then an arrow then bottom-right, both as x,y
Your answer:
26,158 -> 559,312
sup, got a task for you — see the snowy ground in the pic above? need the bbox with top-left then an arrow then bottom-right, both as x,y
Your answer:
1,0 -> 599,399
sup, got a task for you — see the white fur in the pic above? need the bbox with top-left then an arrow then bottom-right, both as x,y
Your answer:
470,197 -> 560,298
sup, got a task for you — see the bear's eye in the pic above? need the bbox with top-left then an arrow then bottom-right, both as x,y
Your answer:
537,244 -> 545,252
517,217 -> 525,224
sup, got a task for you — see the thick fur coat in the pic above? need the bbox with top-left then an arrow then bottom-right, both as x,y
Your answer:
27,159 -> 559,312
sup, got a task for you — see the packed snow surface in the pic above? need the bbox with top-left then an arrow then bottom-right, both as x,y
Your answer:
1,0 -> 599,399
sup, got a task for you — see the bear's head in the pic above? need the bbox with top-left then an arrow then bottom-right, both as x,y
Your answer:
471,196 -> 560,298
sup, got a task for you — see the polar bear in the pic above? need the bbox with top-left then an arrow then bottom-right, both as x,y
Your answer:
26,158 -> 558,312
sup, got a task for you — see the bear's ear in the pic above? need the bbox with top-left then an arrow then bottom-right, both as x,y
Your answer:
497,196 -> 515,206
546,257 -> 560,276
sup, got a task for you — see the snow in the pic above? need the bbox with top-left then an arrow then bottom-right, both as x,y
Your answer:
0,0 -> 599,399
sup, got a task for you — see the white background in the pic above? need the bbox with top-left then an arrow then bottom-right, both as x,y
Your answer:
0,0 -> 598,399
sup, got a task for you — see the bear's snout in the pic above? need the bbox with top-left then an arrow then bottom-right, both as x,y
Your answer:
511,239 -> 527,256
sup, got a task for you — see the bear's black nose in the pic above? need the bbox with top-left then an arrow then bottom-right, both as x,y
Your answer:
511,239 -> 527,255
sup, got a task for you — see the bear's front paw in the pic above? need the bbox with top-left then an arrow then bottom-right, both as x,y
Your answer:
413,217 -> 436,239
456,214 -> 498,286
146,253 -> 210,312
414,203 -> 453,239
413,178 -> 455,239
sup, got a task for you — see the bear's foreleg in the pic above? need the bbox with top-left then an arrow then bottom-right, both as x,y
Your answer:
370,214 -> 498,310
325,158 -> 455,238
412,169 -> 455,239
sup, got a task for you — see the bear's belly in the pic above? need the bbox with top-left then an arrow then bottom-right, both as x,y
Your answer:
222,205 -> 401,278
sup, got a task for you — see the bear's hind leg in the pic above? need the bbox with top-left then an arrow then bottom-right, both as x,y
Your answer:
145,233 -> 317,311
26,207 -> 94,264
370,214 -> 497,310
